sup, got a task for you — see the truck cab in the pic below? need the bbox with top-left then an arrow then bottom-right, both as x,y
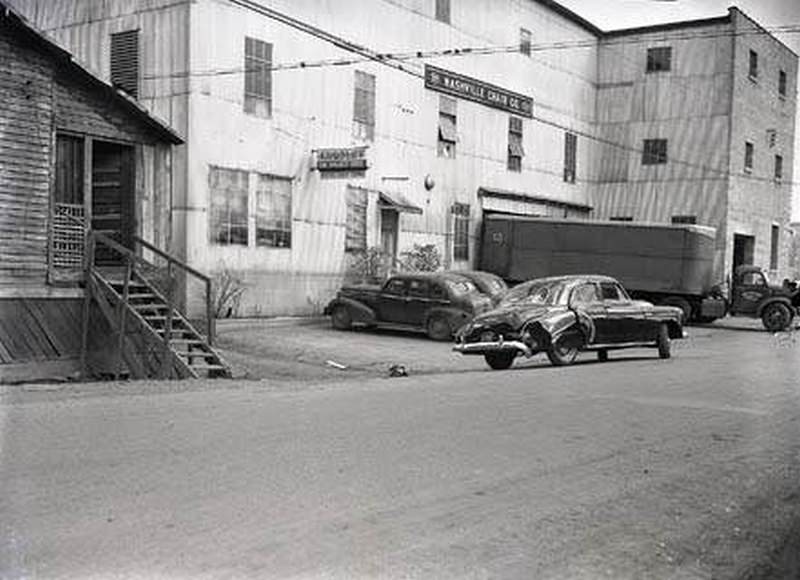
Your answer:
730,265 -> 799,331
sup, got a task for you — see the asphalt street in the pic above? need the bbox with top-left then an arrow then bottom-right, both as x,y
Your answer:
1,320 -> 800,579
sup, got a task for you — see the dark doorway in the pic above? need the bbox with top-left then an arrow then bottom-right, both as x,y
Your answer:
732,233 -> 755,280
92,141 -> 135,264
380,209 -> 398,268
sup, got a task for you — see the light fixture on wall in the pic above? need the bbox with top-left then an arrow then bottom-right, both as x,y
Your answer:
424,174 -> 435,191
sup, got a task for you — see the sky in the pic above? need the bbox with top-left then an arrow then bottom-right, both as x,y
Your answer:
557,0 -> 800,222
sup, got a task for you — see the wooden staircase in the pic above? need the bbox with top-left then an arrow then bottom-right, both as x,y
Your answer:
81,231 -> 232,380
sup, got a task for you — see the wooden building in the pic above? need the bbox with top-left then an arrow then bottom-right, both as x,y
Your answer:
0,3 -> 229,383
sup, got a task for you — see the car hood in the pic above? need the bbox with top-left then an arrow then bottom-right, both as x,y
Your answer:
469,303 -> 561,330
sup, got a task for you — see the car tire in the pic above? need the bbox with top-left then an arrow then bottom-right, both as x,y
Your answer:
761,302 -> 793,332
331,305 -> 353,330
427,316 -> 452,341
657,323 -> 671,359
546,332 -> 582,366
484,351 -> 515,370
661,297 -> 692,324
597,349 -> 609,362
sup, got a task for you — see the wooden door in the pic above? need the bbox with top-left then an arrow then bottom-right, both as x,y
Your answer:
92,141 -> 134,264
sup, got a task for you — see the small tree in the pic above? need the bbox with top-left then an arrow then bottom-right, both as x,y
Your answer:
398,243 -> 441,272
212,267 -> 245,318
345,247 -> 386,284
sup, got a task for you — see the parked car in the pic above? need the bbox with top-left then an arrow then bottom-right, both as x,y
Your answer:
453,275 -> 684,370
324,272 -> 492,340
446,270 -> 508,305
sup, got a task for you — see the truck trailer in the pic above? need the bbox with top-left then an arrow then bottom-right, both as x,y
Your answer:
478,215 -> 798,329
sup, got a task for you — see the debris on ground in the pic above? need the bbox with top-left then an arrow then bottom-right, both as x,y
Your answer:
325,360 -> 348,370
388,364 -> 408,378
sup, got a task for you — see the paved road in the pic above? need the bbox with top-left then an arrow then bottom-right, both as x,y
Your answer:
1,322 -> 800,579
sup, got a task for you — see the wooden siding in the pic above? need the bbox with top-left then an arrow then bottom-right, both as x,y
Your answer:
0,298 -> 83,363
0,33 -> 54,287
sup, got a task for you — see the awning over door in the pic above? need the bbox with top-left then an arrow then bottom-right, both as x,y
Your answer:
378,191 -> 423,214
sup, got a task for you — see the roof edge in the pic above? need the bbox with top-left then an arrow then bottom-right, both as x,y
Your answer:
532,0 -> 603,37
602,13 -> 731,38
0,0 -> 183,145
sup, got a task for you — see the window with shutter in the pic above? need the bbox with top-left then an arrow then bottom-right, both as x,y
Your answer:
646,47 -> 672,73
256,174 -> 292,248
779,70 -> 787,98
744,141 -> 754,172
345,186 -> 368,253
749,50 -> 759,79
245,37 -> 272,118
353,71 -> 376,141
774,154 -> 783,181
110,30 -> 139,97
520,28 -> 531,56
438,96 -> 457,158
508,116 -> 524,172
642,139 -> 668,165
435,0 -> 450,24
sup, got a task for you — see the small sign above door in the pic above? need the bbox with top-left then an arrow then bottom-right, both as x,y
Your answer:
315,147 -> 369,172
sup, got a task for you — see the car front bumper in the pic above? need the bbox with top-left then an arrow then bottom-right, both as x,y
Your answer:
453,337 -> 533,357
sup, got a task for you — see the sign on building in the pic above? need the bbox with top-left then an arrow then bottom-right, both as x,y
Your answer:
424,65 -> 533,118
315,147 -> 369,172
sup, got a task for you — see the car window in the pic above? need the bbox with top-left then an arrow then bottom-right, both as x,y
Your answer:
407,279 -> 429,298
741,272 -> 766,286
571,283 -> 599,305
430,284 -> 448,300
384,279 -> 407,296
446,279 -> 476,296
599,282 -> 622,301
500,280 -> 566,306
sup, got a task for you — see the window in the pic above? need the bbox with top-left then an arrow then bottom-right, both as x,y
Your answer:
599,282 -> 623,301
507,116 -> 524,172
775,155 -> 784,181
520,28 -> 531,56
438,96 -> 457,158
671,216 -> 697,225
609,216 -> 633,222
255,174 -> 291,248
345,186 -> 368,253
353,71 -> 375,141
749,49 -> 758,79
245,37 -> 272,118
408,279 -> 429,298
742,271 -> 766,286
435,0 -> 450,23
385,279 -> 407,295
646,46 -> 672,73
110,30 -> 139,97
209,167 -> 249,245
452,203 -> 470,261
744,141 -> 754,173
430,283 -> 447,300
779,70 -> 787,98
770,225 -> 780,270
571,283 -> 599,306
563,132 -> 577,183
642,139 -> 668,165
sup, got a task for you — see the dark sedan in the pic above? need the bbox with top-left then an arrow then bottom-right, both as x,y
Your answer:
454,275 -> 684,369
446,270 -> 508,305
324,272 -> 492,340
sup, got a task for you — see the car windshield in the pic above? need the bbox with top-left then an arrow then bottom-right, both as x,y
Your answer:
499,280 -> 567,307
446,279 -> 478,296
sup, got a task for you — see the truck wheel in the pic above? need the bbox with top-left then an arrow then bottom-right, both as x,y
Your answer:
661,297 -> 692,324
761,303 -> 793,332
546,332 -> 582,366
331,305 -> 352,330
484,351 -> 515,370
657,323 -> 671,359
427,316 -> 452,341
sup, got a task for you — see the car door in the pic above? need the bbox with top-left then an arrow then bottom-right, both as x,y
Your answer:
377,278 -> 408,323
570,282 -> 608,344
405,278 -> 431,326
599,281 -> 644,343
732,271 -> 769,316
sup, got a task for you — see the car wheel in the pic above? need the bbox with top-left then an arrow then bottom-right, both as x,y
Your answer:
546,332 -> 582,366
761,302 -> 793,332
484,351 -> 515,370
331,305 -> 353,330
597,349 -> 609,362
657,323 -> 671,359
661,297 -> 692,324
427,316 -> 452,341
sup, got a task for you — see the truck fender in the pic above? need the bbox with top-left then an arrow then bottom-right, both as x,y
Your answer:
756,297 -> 794,319
327,297 -> 376,325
